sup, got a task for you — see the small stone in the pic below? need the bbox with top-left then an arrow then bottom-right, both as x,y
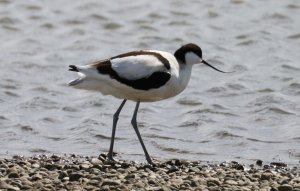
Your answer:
190,180 -> 200,187
8,172 -> 20,178
125,174 -> 136,179
88,179 -> 101,186
44,163 -> 62,171
171,178 -> 183,186
208,186 -> 222,191
70,165 -> 80,171
0,180 -> 20,191
270,162 -> 287,167
127,166 -> 137,172
165,159 -> 181,166
146,186 -> 163,191
207,178 -> 221,186
101,185 -> 110,191
31,174 -> 43,181
31,163 -> 40,168
167,165 -> 179,173
224,179 -> 238,185
148,179 -> 157,185
277,184 -> 293,191
7,167 -> 19,174
69,173 -> 83,181
233,164 -> 244,170
58,171 -> 68,179
20,177 -> 33,186
90,175 -> 103,181
90,158 -> 103,165
261,172 -> 274,180
121,161 -> 131,168
135,182 -> 145,188
101,179 -> 121,186
80,163 -> 90,170
256,160 -> 263,166
21,185 -> 33,190
189,167 -> 200,173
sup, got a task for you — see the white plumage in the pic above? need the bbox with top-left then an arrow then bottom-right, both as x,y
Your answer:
111,51 -> 170,80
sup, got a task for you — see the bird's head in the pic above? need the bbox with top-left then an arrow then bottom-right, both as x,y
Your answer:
174,43 -> 230,73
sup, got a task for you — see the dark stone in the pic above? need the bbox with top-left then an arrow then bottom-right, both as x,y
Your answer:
58,171 -> 68,180
256,160 -> 263,166
101,179 -> 121,186
166,159 -> 181,166
125,174 -> 136,179
261,172 -> 274,180
270,162 -> 287,167
174,159 -> 181,166
277,184 -> 293,191
99,153 -> 107,160
69,173 -> 83,181
31,174 -> 43,181
121,162 -> 131,168
233,164 -> 244,170
44,163 -> 62,171
8,172 -> 19,178
50,155 -> 61,162
167,165 -> 179,173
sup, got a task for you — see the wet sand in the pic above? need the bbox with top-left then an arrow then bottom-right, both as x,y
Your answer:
0,154 -> 299,191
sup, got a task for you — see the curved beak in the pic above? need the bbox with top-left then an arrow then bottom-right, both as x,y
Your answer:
201,59 -> 232,73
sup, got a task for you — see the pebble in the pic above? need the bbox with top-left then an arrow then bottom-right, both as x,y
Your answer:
0,154 -> 298,190
8,172 -> 20,178
69,172 -> 84,181
0,180 -> 20,191
101,179 -> 121,186
261,172 -> 274,180
207,178 -> 221,186
277,184 -> 293,191
189,167 -> 200,173
31,173 -> 43,181
224,179 -> 238,185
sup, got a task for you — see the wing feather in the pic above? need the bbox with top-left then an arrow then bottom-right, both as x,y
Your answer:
111,55 -> 167,80
90,51 -> 172,90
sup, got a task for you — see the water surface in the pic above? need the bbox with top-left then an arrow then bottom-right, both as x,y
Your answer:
0,0 -> 300,165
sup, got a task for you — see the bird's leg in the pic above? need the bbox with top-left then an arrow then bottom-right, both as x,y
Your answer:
107,99 -> 127,161
131,101 -> 153,165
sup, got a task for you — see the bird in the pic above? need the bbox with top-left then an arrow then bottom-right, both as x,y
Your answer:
68,43 -> 229,165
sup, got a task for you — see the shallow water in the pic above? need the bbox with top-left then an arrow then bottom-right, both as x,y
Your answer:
0,0 -> 300,165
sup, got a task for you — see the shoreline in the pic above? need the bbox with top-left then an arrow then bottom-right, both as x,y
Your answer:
0,154 -> 299,191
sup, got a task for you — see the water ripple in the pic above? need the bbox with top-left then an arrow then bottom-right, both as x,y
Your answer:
246,138 -> 284,144
214,131 -> 243,139
18,97 -> 58,110
1,0 -> 300,165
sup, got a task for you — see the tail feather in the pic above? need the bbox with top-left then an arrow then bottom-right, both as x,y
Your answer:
69,65 -> 78,72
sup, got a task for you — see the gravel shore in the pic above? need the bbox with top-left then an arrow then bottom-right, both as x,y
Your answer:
0,154 -> 299,191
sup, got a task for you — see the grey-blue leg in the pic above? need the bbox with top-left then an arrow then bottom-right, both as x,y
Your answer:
108,99 -> 127,161
131,101 -> 153,164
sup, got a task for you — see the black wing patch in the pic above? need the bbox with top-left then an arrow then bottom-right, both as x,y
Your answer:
92,60 -> 171,90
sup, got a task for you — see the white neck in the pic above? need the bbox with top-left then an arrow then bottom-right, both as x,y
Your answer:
177,63 -> 193,93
